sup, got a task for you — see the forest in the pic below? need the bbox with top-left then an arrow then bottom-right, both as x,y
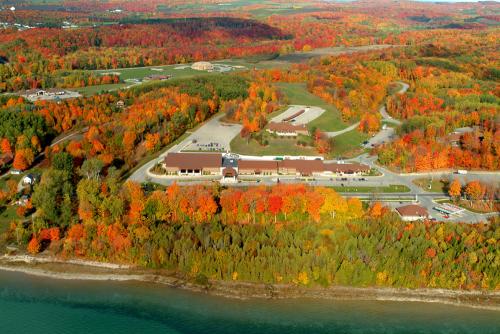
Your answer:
3,172 -> 498,290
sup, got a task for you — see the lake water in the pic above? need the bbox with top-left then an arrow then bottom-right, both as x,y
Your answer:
0,270 -> 498,334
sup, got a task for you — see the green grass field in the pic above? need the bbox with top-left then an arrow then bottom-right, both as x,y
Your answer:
74,83 -> 128,96
0,205 -> 17,232
230,133 -> 318,156
91,59 -> 262,82
413,178 -> 449,193
276,83 -> 348,131
332,184 -> 411,193
329,129 -> 369,159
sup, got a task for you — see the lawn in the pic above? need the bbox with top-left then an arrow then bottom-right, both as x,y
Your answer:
413,178 -> 449,193
332,184 -> 411,193
0,205 -> 17,232
230,133 -> 318,156
90,59 -> 260,83
0,174 -> 21,190
329,129 -> 369,159
275,83 -> 348,132
74,83 -> 128,96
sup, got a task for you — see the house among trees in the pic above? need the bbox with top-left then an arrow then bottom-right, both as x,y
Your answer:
22,173 -> 40,186
395,204 -> 429,221
266,122 -> 309,137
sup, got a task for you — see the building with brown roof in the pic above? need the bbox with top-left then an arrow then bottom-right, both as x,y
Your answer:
323,162 -> 370,175
281,109 -> 305,122
238,160 -> 279,175
267,122 -> 309,137
396,204 -> 429,222
278,159 -> 324,176
162,152 -> 222,175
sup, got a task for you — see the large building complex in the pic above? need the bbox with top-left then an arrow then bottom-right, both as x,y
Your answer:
161,152 -> 370,178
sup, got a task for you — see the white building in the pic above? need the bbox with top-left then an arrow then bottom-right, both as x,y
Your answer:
191,61 -> 214,71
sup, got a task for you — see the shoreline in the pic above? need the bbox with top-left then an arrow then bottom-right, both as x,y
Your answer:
1,255 -> 499,311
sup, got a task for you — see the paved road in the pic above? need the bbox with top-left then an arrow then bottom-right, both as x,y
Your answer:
379,81 -> 408,125
326,122 -> 360,138
271,105 -> 325,125
327,81 -> 408,139
363,81 -> 409,148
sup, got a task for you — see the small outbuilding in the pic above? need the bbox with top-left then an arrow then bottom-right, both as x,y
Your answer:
22,173 -> 39,185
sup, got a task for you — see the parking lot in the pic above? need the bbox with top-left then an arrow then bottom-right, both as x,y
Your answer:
181,115 -> 242,152
271,105 -> 325,125
364,126 -> 395,148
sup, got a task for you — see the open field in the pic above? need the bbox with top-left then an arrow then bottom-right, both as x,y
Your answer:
158,1 -> 323,18
74,83 -> 128,96
329,129 -> 369,158
332,184 -> 411,193
266,45 -> 397,65
413,178 -> 449,193
91,59 -> 258,82
230,133 -> 318,156
0,205 -> 17,233
276,83 -> 347,131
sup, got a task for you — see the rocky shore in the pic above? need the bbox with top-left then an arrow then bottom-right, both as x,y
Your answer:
1,254 -> 499,311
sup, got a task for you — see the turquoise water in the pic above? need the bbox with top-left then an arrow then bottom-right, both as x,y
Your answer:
0,270 -> 499,334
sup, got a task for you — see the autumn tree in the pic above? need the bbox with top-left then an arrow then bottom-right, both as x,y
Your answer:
465,181 -> 485,204
448,179 -> 462,202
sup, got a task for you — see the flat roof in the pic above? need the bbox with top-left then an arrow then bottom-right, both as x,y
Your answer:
434,203 -> 465,215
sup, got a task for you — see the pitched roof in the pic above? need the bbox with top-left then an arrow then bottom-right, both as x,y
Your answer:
222,167 -> 237,177
396,205 -> 428,217
163,153 -> 222,170
238,160 -> 278,171
281,109 -> 305,122
323,162 -> 370,173
279,159 -> 324,174
267,122 -> 307,134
